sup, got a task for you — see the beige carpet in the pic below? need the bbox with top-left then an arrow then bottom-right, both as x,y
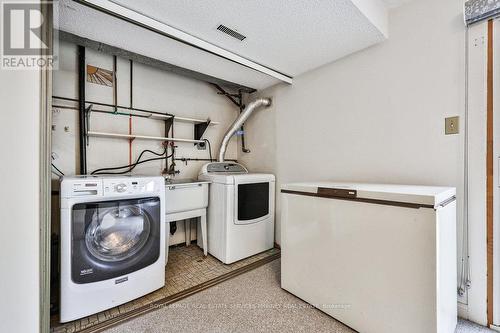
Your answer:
104,260 -> 494,333
51,246 -> 279,333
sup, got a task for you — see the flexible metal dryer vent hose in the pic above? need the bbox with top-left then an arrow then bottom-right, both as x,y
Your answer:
218,98 -> 272,162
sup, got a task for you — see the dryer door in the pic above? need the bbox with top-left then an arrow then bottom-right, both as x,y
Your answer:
234,178 -> 271,225
71,197 -> 161,283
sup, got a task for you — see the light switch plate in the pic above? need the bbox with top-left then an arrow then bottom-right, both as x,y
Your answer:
445,116 -> 459,135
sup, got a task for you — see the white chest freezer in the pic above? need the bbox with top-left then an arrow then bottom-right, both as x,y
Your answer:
280,182 -> 457,333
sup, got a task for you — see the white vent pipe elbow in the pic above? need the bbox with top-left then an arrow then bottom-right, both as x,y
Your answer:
218,98 -> 272,162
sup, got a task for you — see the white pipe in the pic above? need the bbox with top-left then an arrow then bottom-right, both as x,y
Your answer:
218,98 -> 272,162
87,131 -> 204,143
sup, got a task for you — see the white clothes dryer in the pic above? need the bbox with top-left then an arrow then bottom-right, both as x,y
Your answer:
199,162 -> 275,264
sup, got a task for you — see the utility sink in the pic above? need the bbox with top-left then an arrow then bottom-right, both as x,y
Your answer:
164,178 -> 209,214
164,178 -> 210,264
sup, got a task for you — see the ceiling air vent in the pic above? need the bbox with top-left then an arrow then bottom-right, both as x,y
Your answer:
217,24 -> 246,41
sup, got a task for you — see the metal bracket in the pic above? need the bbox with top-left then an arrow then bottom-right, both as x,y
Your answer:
212,84 -> 242,108
212,84 -> 251,153
164,117 -> 174,135
163,117 -> 174,175
85,104 -> 93,146
194,120 -> 211,144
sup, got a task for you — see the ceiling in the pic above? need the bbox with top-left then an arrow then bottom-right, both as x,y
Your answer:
58,0 -> 282,90
59,0 -> 403,90
107,0 -> 389,77
382,0 -> 414,9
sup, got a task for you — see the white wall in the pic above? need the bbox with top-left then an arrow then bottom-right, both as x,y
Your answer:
0,12 -> 42,333
52,40 -> 240,245
239,0 -> 489,325
466,21 -> 488,326
0,69 -> 42,333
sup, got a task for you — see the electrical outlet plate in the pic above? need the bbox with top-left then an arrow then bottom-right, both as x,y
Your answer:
445,116 -> 459,135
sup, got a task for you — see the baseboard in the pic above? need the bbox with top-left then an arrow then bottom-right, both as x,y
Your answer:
490,324 -> 500,332
458,302 -> 468,319
459,302 -> 494,330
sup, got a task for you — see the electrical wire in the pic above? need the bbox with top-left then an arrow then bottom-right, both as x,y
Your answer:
204,139 -> 213,162
51,163 -> 64,176
92,154 -> 173,175
92,147 -> 166,174
90,138 -> 212,174
173,140 -> 216,165
91,147 -> 170,175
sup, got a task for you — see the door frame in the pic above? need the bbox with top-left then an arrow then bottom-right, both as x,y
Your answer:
39,1 -> 53,332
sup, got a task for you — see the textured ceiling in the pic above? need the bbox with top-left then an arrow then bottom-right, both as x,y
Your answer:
57,0 -> 282,90
107,0 -> 388,77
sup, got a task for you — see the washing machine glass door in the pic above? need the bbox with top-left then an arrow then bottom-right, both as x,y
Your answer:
86,204 -> 150,262
71,197 -> 161,284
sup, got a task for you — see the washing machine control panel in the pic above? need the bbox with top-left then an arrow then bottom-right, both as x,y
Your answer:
103,179 -> 158,196
115,183 -> 127,193
61,176 -> 163,198
63,180 -> 103,197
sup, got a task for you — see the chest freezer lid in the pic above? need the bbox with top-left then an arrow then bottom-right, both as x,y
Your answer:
281,182 -> 456,208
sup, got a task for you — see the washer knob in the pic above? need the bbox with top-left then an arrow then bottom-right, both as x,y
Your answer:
115,183 -> 127,193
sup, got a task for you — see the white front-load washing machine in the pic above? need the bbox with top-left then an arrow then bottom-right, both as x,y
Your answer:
199,162 -> 275,264
59,175 -> 165,323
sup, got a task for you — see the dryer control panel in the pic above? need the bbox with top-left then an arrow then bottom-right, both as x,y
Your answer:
204,162 -> 248,173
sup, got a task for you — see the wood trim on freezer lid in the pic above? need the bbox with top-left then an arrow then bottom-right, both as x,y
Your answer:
280,189 -> 453,210
487,19 -> 494,326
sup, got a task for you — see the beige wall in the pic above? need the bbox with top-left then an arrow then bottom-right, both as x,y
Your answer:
0,0 -> 487,330
53,41 -> 239,179
240,0 -> 488,325
53,41 -> 240,246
